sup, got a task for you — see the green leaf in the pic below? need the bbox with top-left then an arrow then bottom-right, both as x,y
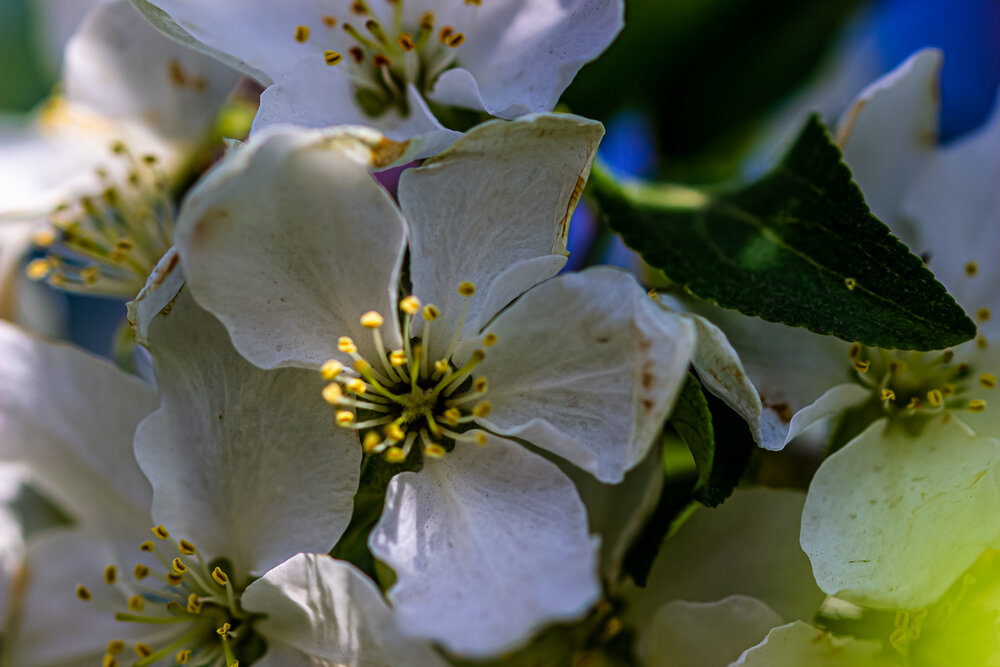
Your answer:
590,115 -> 977,351
670,373 -> 715,493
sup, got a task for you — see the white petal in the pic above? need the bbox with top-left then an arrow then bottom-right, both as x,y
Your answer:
129,0 -> 319,84
64,0 -> 237,146
562,444 -> 663,585
472,268 -> 695,483
685,303 -> 857,441
900,94 -> 1000,337
369,433 -> 600,657
10,529 -> 146,667
641,596 -> 783,667
254,61 -> 462,160
625,488 -> 823,626
0,466 -> 25,623
836,48 -> 942,229
243,553 -> 445,667
801,418 -> 1000,609
126,246 -> 183,347
174,125 -> 407,370
428,0 -> 624,117
402,113 -> 602,359
0,321 -> 155,546
729,622 -> 886,667
135,289 -> 360,579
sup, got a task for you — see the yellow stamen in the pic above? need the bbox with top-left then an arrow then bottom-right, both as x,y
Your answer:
981,373 -> 997,389
321,359 -> 344,380
474,432 -> 488,446
390,349 -> 407,366
927,389 -> 943,407
336,410 -> 356,426
135,643 -> 153,658
338,336 -> 358,354
133,564 -> 150,580
139,541 -> 155,552
177,650 -> 192,664
425,443 -> 446,458
361,311 -> 384,328
881,389 -> 896,401
363,432 -> 382,453
323,383 -> 344,404
969,399 -> 987,413
152,525 -> 170,540
458,281 -> 476,297
398,32 -> 415,51
178,539 -> 196,556
212,567 -> 229,586
346,378 -> 367,394
324,50 -> 343,65
385,447 -> 406,463
422,304 -> 440,321
107,640 -> 126,655
294,25 -> 311,42
977,307 -> 992,322
966,261 -> 980,276
26,258 -> 53,280
166,572 -> 184,586
400,295 -> 421,314
386,422 -> 406,441
848,342 -> 862,359
171,557 -> 187,574
844,277 -> 857,290
128,595 -> 145,612
76,584 -> 92,601
482,333 -> 498,347
472,402 -> 492,418
103,565 -> 118,585
322,15 -> 338,27
853,359 -> 870,373
447,32 -> 465,47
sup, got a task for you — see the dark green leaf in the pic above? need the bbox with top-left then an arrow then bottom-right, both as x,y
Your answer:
670,373 -> 715,493
590,115 -> 977,351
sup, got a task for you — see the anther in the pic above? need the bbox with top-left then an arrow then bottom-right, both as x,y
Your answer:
844,277 -> 857,290
177,539 -> 196,556
321,359 -> 344,380
323,383 -> 344,404
965,261 -> 980,277
152,525 -> 170,540
908,397 -> 922,411
373,54 -> 391,67
102,654 -> 117,667
76,584 -> 92,601
981,373 -> 997,389
482,333 -> 498,347
322,15 -> 337,27
977,308 -> 992,322
336,410 -> 356,426
942,383 -> 957,396
420,11 -> 435,31
390,349 -> 407,366
385,447 -> 406,463
363,431 -> 382,453
927,389 -> 943,407
848,342 -> 862,360
386,422 -> 406,441
443,408 -> 461,425
346,378 -> 367,394
104,564 -> 118,585
361,311 -> 384,328
134,564 -> 150,580
881,389 -> 896,401
26,258 -> 53,280
968,399 -> 987,413
853,359 -> 870,373
447,33 -> 465,47
439,26 -> 455,43
177,650 -> 192,664
135,643 -> 153,658
166,572 -> 184,586
474,377 -> 488,392
425,444 -> 446,458
398,33 -> 416,51
400,295 -> 421,314
187,592 -> 202,613
324,50 -> 343,66
218,623 -> 232,637
977,335 -> 989,349
458,281 -> 476,297
171,557 -> 187,574
434,359 -> 450,375
474,432 -> 488,446
350,1 -> 367,14
32,228 -> 56,247
472,402 -> 492,418
349,46 -> 364,63
128,595 -> 145,612
139,540 -> 155,552
338,336 -> 358,354
294,25 -> 311,42
107,640 -> 126,655
212,567 -> 229,585
422,304 -> 440,321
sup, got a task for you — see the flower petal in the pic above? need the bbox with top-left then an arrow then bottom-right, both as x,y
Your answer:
730,622 -> 886,667
801,418 -> 1000,609
0,321 -> 155,546
625,488 -> 823,626
836,48 -> 942,229
64,0 -> 237,147
254,61 -> 461,160
427,0 -> 624,117
641,596 -> 783,667
900,94 -> 1000,336
129,0 -> 318,84
369,433 -> 600,657
402,113 -> 602,359
471,268 -> 695,483
134,288 -> 360,579
242,553 -> 445,667
126,246 -> 183,347
175,125 -> 407,370
9,529 -> 147,667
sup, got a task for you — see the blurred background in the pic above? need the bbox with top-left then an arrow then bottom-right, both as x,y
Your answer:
1,0 -> 998,355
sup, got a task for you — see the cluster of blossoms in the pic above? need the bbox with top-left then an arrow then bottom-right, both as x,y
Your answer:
0,1 -> 998,667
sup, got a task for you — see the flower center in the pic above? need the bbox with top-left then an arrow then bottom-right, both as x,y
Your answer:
26,143 -> 174,298
847,341 -> 995,433
320,281 -> 495,464
77,525 -> 258,667
293,0 -> 476,118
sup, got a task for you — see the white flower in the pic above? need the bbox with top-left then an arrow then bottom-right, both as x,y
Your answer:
0,0 -> 237,305
675,47 -> 1000,612
171,113 -> 696,656
614,488 -> 824,667
130,0 -> 623,160
0,291 -> 440,666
